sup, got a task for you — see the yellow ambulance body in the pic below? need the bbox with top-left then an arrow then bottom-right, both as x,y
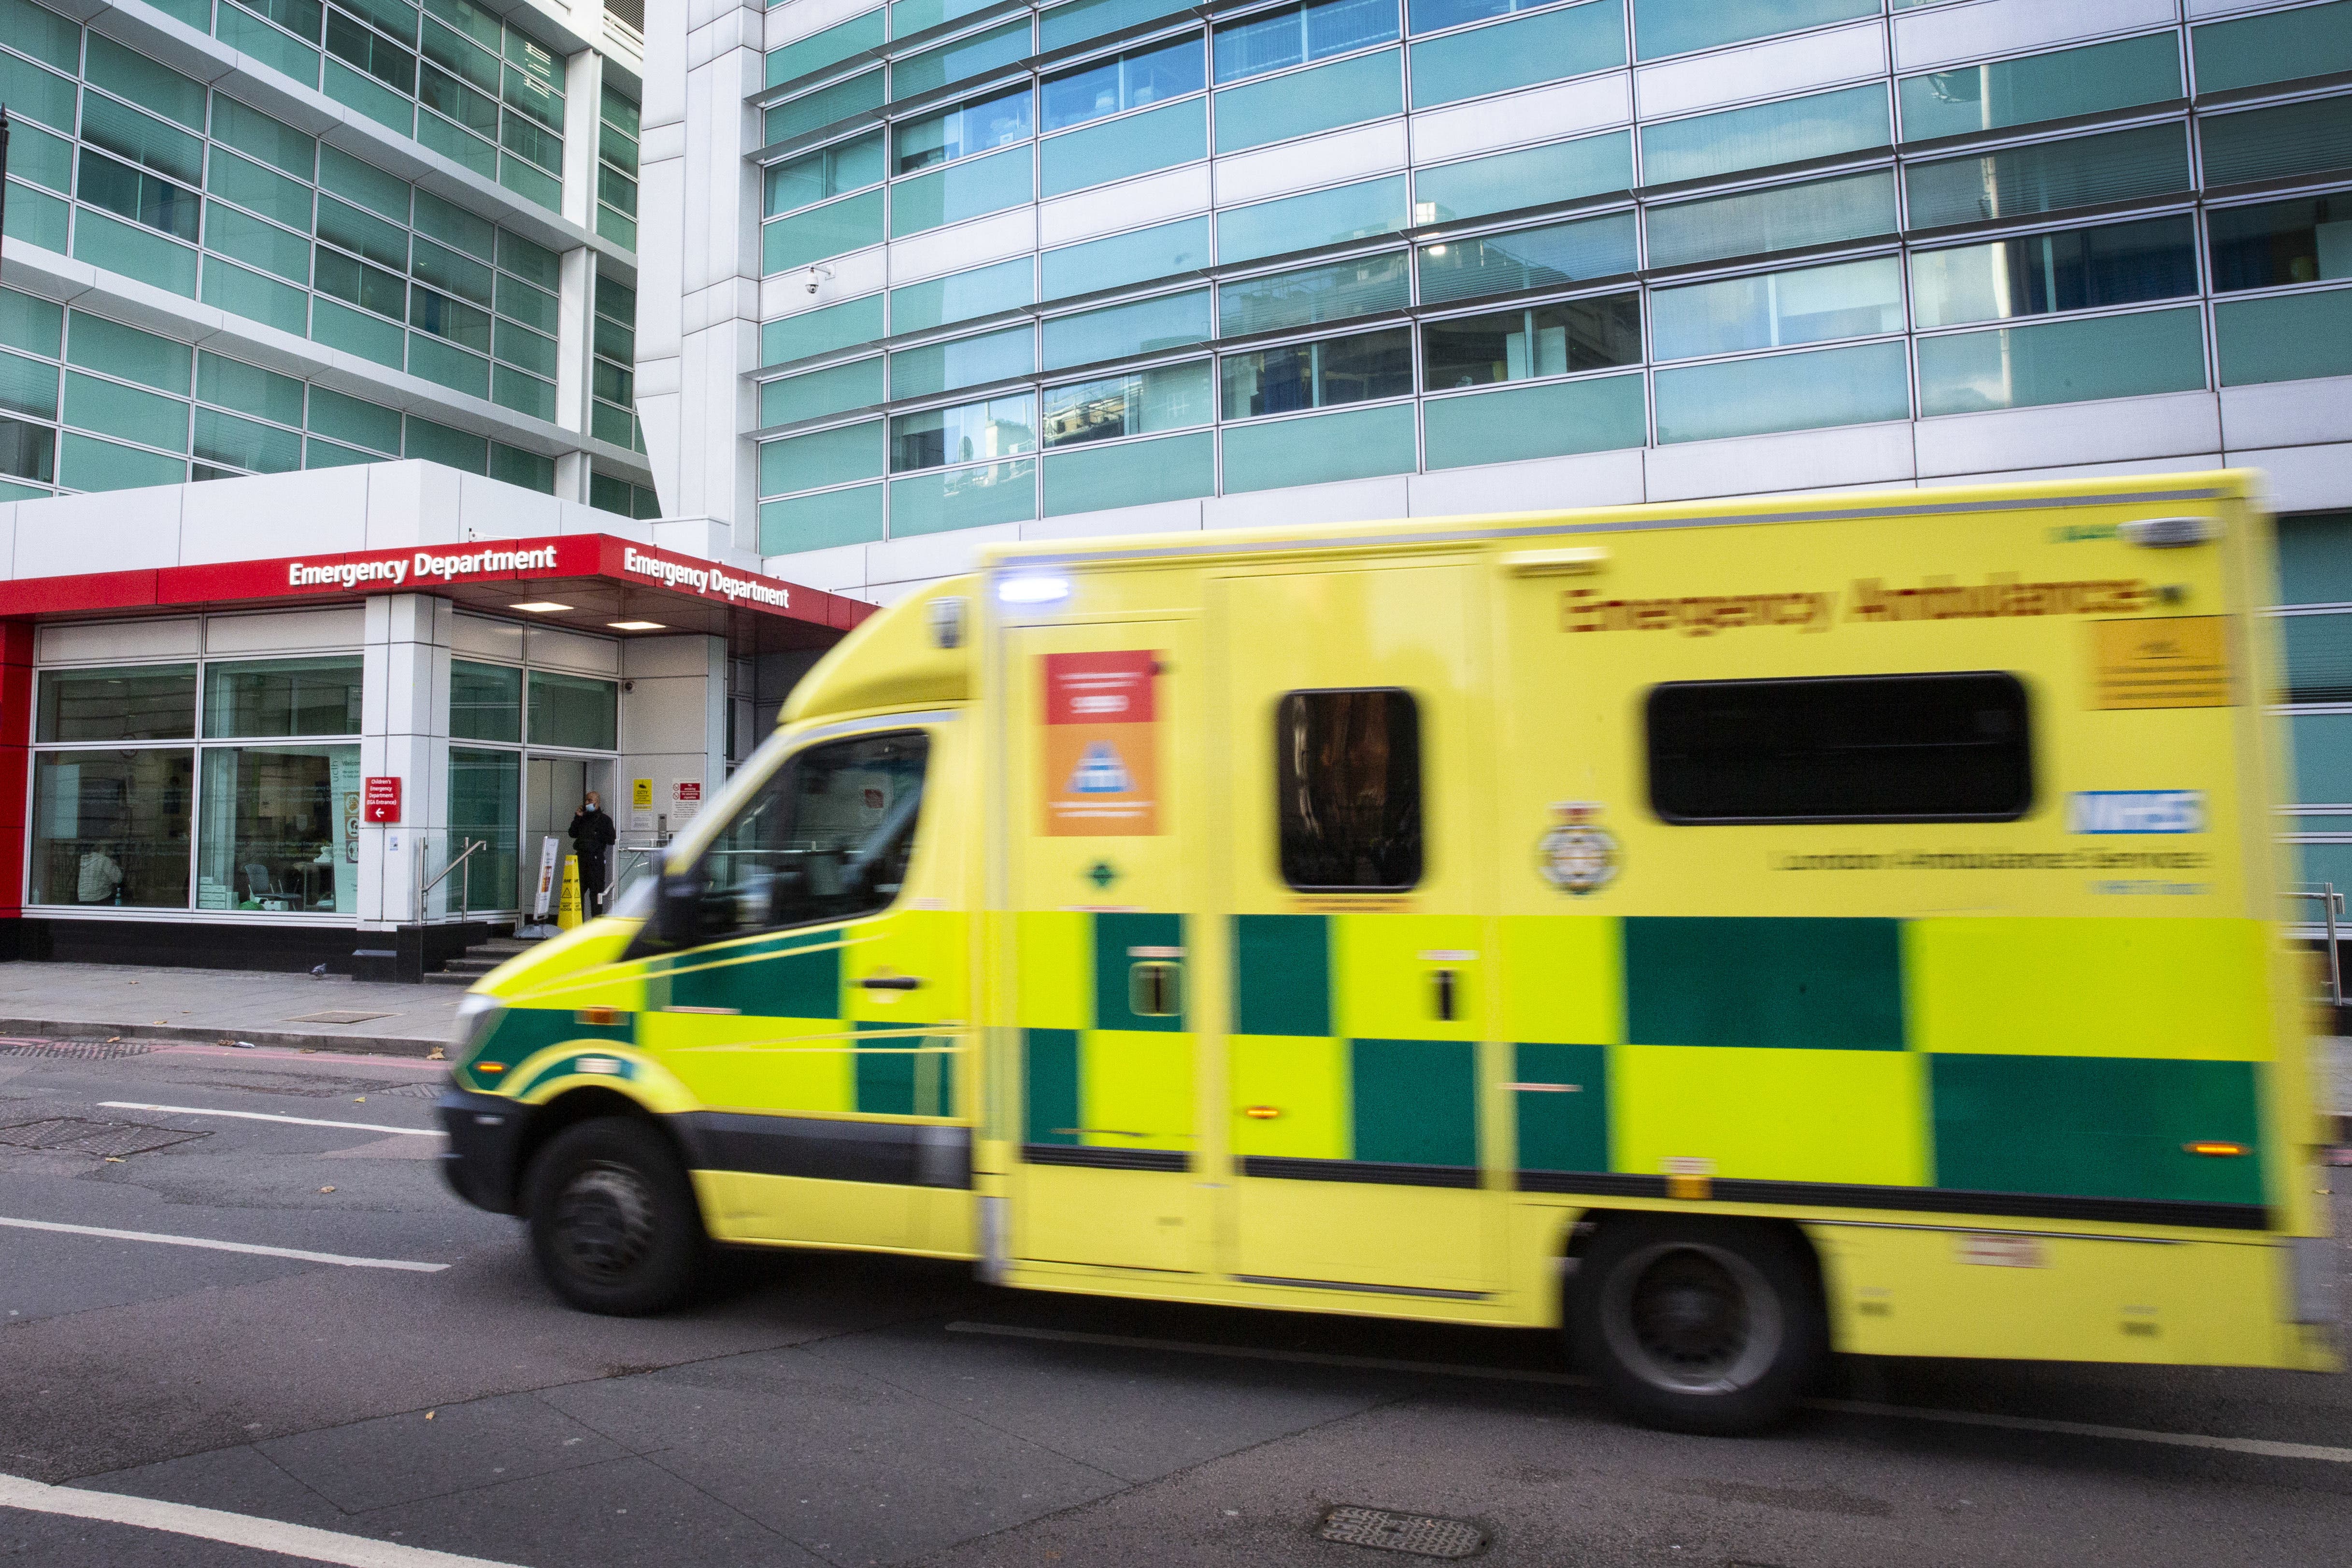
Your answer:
440,469 -> 2335,1431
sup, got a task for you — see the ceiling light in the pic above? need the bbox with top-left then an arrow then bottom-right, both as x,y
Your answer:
509,601 -> 572,613
608,620 -> 666,630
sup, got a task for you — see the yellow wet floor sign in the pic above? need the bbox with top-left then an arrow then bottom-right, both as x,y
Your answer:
556,854 -> 582,929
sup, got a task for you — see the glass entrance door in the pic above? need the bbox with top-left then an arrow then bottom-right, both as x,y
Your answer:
523,755 -> 615,913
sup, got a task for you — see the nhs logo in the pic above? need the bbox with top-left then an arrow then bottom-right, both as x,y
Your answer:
2068,790 -> 2206,835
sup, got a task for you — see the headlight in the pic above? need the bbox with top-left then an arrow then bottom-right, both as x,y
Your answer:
452,993 -> 504,1059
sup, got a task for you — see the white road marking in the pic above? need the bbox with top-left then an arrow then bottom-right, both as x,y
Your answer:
0,1471 -> 526,1568
949,1322 -> 2352,1464
0,1216 -> 446,1272
99,1102 -> 440,1136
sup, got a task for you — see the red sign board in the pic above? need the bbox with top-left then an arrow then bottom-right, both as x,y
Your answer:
363,777 -> 402,824
1041,651 -> 1161,837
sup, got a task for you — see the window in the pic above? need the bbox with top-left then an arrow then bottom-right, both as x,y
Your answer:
450,658 -> 521,741
196,743 -> 361,911
30,748 -> 195,908
1042,34 -> 1204,131
1417,212 -> 1637,307
890,393 -> 1038,470
670,729 -> 929,943
1645,673 -> 2032,824
1911,215 -> 2198,328
37,665 -> 198,741
1220,326 -> 1412,417
1042,289 -> 1210,370
1650,257 -> 1902,361
1275,688 -> 1422,889
1897,33 -> 2179,143
766,129 -> 884,214
1632,0 -> 1873,61
2209,196 -> 2352,293
79,150 -> 201,242
890,325 -> 1033,399
1904,123 -> 2190,231
202,656 -> 363,736
1214,0 -> 1398,83
1639,83 -> 1890,187
1042,360 -> 1212,445
1422,294 -> 1639,388
1645,169 -> 1896,270
527,670 -> 618,750
1220,254 -> 1409,337
447,744 -> 519,911
894,84 -> 1032,174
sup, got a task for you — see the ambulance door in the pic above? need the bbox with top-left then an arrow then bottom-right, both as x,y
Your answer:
637,717 -> 973,1255
1005,619 -> 1207,1275
1215,565 -> 1501,1301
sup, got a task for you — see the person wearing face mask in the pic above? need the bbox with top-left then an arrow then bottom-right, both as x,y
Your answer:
568,791 -> 618,919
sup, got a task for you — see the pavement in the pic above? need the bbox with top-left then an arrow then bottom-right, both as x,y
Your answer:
2,1040 -> 2352,1567
0,962 -> 468,1057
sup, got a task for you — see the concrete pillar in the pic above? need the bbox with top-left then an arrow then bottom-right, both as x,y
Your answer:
562,48 -> 606,234
615,634 -> 726,884
357,593 -> 454,979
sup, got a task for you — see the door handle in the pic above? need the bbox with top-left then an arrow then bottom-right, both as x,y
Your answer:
856,974 -> 923,990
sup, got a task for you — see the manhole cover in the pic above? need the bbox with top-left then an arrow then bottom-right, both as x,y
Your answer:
0,1118 -> 211,1157
0,1038 -> 157,1060
379,1083 -> 443,1099
286,1011 -> 395,1025
1318,1506 -> 1485,1559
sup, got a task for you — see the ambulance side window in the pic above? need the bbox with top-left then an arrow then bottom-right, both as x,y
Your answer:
679,730 -> 930,943
1275,689 -> 1423,890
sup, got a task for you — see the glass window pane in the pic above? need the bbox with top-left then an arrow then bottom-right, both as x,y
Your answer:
499,228 -> 560,285
412,234 -> 495,305
195,744 -> 361,912
2202,97 -> 2352,190
763,188 -> 885,272
1214,0 -> 1398,83
1646,169 -> 1895,269
888,456 -> 1037,534
0,288 -> 63,360
1652,256 -> 1901,361
1042,34 -> 1204,130
1916,306 -> 2206,416
30,748 -> 195,908
81,93 -> 206,186
1412,129 -> 1630,223
759,482 -> 885,552
1041,0 -> 1181,51
197,352 -> 305,426
761,356 -> 884,426
64,370 -> 189,451
887,144 -> 1033,238
203,656 -> 363,737
889,393 -> 1037,470
0,417 -> 56,484
207,148 -> 315,232
764,294 -> 886,364
404,413 -> 488,470
308,385 -> 402,452
318,193 -> 409,269
1218,174 -> 1408,265
2282,612 -> 2352,702
527,670 -> 617,750
1422,292 -> 1639,386
85,35 -> 209,132
1640,83 -> 1888,186
892,17 -> 1031,100
768,8 -> 884,86
1221,253 -> 1408,336
1041,97 -> 1205,197
57,429 -> 187,490
1906,123 -> 2190,230
1219,325 -> 1411,417
1042,288 -> 1209,370
1212,47 -> 1400,155
2215,288 -> 2352,388
212,95 -> 318,179
1911,215 -> 2197,328
760,419 -> 883,494
1222,398 -> 1415,490
890,324 -> 1033,398
765,128 -> 886,214
1653,339 -> 1910,442
450,658 -> 521,741
764,68 -> 884,144
1899,33 -> 2179,142
0,350 -> 59,421
1041,428 -> 1214,514
2281,514 -> 2352,606
447,744 -> 519,911
194,406 -> 302,472
1418,210 -> 1637,305
1423,370 -> 1646,468
2194,0 -> 2352,96
3,0 -> 85,71
1409,2 -> 1621,106
891,258 -> 1031,333
77,151 -> 202,244
2210,194 -> 2352,292
37,665 -> 197,742
1042,358 -> 1212,445
1632,0 -> 1872,61
1042,215 -> 1211,297
1275,688 -> 1421,888
0,50 -> 78,134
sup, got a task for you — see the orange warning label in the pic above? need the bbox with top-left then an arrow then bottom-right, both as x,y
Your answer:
1041,651 -> 1160,836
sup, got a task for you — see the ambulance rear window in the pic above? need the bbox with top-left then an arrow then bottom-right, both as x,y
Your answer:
1646,672 -> 2031,825
1276,689 -> 1423,890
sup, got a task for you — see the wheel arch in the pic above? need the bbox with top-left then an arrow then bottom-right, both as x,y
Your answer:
511,1086 -> 687,1211
1557,1208 -> 1830,1328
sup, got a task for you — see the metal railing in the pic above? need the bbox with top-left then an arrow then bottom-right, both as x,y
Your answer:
419,838 -> 487,925
2287,883 -> 2344,1005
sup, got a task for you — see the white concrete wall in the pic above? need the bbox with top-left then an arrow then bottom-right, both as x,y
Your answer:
617,633 -> 727,847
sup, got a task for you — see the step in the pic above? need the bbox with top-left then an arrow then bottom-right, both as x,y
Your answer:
423,971 -> 478,987
440,958 -> 503,975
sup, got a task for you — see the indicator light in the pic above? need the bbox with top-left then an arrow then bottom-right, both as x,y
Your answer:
2183,1140 -> 2248,1156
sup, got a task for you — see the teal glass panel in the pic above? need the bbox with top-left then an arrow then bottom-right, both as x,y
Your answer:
308,385 -> 401,451
489,442 -> 553,491
310,296 -> 406,368
1413,129 -> 1630,223
1899,34 -> 2179,143
324,60 -> 416,135
1042,215 -> 1210,298
204,206 -> 311,282
894,18 -> 1031,100
145,0 -> 207,27
1042,359 -> 1211,443
86,36 -> 209,132
764,68 -> 884,144
64,369 -> 188,449
317,197 -> 407,271
1221,400 -> 1414,491
894,83 -> 1031,173
415,238 -> 495,307
758,483 -> 885,552
1907,123 -> 2189,230
760,419 -> 884,494
67,312 -> 191,394
1408,1 -> 1623,108
1653,339 -> 1909,442
1640,83 -> 1888,185
1042,98 -> 1205,196
419,109 -> 498,176
2293,712 -> 2352,803
5,123 -> 71,195
0,350 -> 58,419
1632,0 -> 1872,60
1219,253 -> 1406,336
891,258 -> 1031,333
760,356 -> 885,426
0,288 -> 64,358
2280,516 -> 2352,606
317,145 -> 409,222
497,155 -> 561,212
198,351 -> 304,426
1212,47 -> 1399,154
1412,0 -> 1591,33
58,431 -> 185,490
1424,371 -> 1644,468
763,188 -> 885,272
888,456 -> 1037,535
1042,429 -> 1212,514
1652,256 -> 1902,361
500,229 -> 559,286
769,9 -> 884,86
888,0 -> 996,40
2195,1 -> 2352,95
1,0 -> 83,69
2209,196 -> 2352,292
889,145 -> 1033,237
1043,288 -> 1208,370
492,319 -> 556,376
404,413 -> 487,472
1645,169 -> 1894,269
200,258 -> 308,335
207,149 -> 314,232
194,406 -> 301,472
891,324 -> 1033,397
4,186 -> 71,253
489,366 -> 554,419
1044,36 -> 1202,136
80,95 -> 205,186
1411,211 -> 1637,303
415,189 -> 494,259
212,97 -> 316,180
2202,98 -> 2352,189
1214,0 -> 1400,83
2216,289 -> 2352,388
214,2 -> 323,86
0,51 -> 77,133
1041,0 -> 1182,49
764,294 -> 887,364
1217,174 -> 1407,264
0,480 -> 52,502
408,333 -> 490,398
765,129 -> 886,215
1917,307 -> 2205,416
890,392 -> 1035,468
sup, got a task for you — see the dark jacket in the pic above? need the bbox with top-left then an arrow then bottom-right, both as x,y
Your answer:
568,806 -> 617,860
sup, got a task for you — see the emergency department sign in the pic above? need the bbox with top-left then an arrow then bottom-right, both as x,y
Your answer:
1041,651 -> 1160,836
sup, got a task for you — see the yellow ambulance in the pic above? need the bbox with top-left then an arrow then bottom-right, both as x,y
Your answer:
439,469 -> 2335,1432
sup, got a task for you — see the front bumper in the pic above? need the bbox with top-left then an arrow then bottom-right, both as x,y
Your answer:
438,1085 -> 527,1214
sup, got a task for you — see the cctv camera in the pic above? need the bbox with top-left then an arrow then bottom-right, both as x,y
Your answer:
804,263 -> 833,295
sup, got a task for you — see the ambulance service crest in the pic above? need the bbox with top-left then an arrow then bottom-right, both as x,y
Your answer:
1538,801 -> 1619,895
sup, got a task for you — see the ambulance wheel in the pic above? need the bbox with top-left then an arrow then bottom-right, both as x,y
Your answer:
1568,1215 -> 1825,1436
525,1118 -> 704,1316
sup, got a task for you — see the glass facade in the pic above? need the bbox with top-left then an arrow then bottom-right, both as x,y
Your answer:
748,0 -> 2352,550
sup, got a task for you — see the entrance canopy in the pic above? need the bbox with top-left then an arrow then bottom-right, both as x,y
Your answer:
0,534 -> 872,656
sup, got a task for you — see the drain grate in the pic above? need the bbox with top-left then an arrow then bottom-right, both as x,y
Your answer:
1318,1506 -> 1486,1559
286,1011 -> 395,1025
378,1083 -> 443,1099
0,1117 -> 211,1157
0,1038 -> 157,1060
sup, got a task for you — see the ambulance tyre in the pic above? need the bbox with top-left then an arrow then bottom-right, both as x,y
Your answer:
1568,1215 -> 1826,1436
526,1117 -> 705,1315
